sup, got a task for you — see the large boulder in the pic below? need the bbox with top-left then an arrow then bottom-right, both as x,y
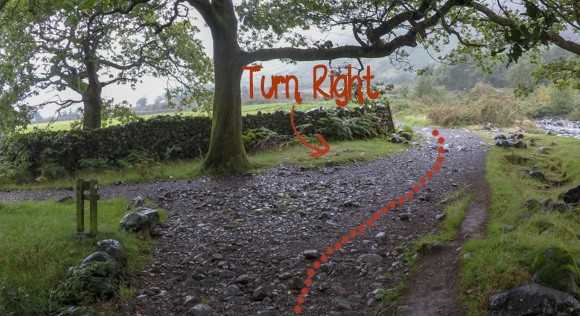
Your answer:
489,283 -> 580,316
532,247 -> 580,299
560,185 -> 580,204
120,207 -> 160,232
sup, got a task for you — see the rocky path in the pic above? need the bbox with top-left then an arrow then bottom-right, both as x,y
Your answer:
0,128 -> 491,315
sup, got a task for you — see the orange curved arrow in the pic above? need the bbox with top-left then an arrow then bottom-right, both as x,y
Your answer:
290,105 -> 330,158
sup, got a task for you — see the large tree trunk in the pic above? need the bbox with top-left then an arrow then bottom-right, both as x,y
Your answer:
82,41 -> 102,130
202,44 -> 250,172
82,87 -> 102,130
201,2 -> 250,172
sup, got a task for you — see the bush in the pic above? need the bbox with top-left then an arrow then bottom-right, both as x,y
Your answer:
0,278 -> 42,315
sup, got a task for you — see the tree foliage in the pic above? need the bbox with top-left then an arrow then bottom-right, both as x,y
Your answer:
0,0 -> 212,130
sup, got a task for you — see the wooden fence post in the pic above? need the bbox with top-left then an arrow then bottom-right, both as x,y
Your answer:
76,179 -> 85,232
75,179 -> 100,236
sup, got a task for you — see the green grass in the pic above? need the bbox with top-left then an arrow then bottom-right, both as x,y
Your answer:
25,101 -> 336,132
460,134 -> 580,315
396,114 -> 432,127
0,199 -> 160,313
1,137 -> 407,190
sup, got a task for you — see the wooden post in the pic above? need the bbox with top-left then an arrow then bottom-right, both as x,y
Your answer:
89,180 -> 98,236
75,179 -> 99,236
76,179 -> 85,232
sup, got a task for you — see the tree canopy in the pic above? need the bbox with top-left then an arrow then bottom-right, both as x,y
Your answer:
0,0 -> 212,129
1,0 -> 579,171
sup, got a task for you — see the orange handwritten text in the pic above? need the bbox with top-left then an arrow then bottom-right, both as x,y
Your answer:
242,64 -> 379,106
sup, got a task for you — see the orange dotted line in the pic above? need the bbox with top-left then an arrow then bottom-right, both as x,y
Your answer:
293,129 -> 446,314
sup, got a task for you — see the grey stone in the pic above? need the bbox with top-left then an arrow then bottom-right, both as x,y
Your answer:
303,249 -> 319,260
225,285 -> 240,297
138,207 -> 160,225
359,254 -> 384,265
513,140 -> 528,149
400,132 -> 413,141
188,304 -> 214,316
493,133 -> 506,140
332,297 -> 352,311
257,310 -> 277,316
529,170 -> 546,181
538,146 -> 550,154
525,199 -> 542,211
97,239 -> 127,267
501,226 -> 514,233
132,196 -> 146,208
496,139 -> 511,147
561,185 -> 580,204
379,304 -> 398,316
81,251 -> 116,267
391,134 -> 404,143
252,285 -> 268,301
119,212 -> 149,232
398,213 -> 410,221
489,284 -> 580,316
184,295 -> 200,306
546,202 -> 573,213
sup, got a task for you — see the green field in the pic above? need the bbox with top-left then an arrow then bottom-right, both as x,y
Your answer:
26,101 -> 337,132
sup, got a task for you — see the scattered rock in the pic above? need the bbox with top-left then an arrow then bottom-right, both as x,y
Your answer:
332,297 -> 352,311
81,251 -> 117,267
119,213 -> 148,232
524,199 -> 542,211
235,274 -> 253,285
496,139 -> 511,148
391,134 -> 404,143
132,196 -> 146,208
400,132 -> 413,141
435,213 -> 446,220
57,196 -> 73,203
120,208 -> 160,232
358,254 -> 384,265
500,226 -> 514,233
493,133 -> 507,140
398,213 -> 410,221
252,285 -> 268,301
188,304 -> 214,316
489,283 -> 580,316
224,284 -> 240,297
560,185 -> 580,204
546,202 -> 573,213
343,200 -> 359,207
513,140 -> 527,149
463,252 -> 475,260
96,239 -> 127,267
303,249 -> 319,260
529,170 -> 546,182
538,146 -> 550,154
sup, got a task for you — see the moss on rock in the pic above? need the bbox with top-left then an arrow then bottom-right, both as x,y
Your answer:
531,247 -> 580,299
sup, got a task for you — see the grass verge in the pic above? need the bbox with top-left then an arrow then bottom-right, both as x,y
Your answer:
0,199 -> 160,314
1,138 -> 407,190
460,134 -> 580,315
